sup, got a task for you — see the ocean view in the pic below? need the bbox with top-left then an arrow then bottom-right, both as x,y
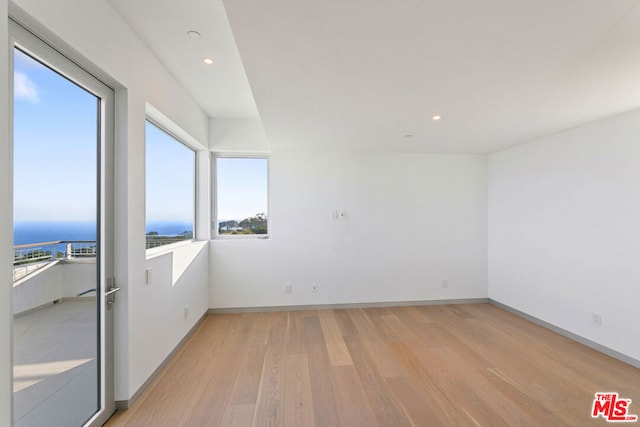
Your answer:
14,222 -> 96,246
13,221 -> 193,246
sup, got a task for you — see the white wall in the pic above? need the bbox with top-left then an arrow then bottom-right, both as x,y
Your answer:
12,261 -> 97,314
9,0 -> 211,402
209,117 -> 270,153
488,108 -> 640,362
137,242 -> 209,394
210,151 -> 488,308
13,263 -> 62,314
59,261 -> 98,298
1,0 -> 12,423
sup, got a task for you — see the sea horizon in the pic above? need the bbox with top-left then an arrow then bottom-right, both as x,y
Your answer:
13,221 -> 193,246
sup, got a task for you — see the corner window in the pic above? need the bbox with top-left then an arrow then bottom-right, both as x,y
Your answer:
215,156 -> 269,237
145,120 -> 195,249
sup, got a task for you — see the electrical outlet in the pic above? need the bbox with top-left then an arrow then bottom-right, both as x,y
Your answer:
145,268 -> 152,285
184,305 -> 189,319
592,312 -> 602,326
311,283 -> 318,293
442,279 -> 449,288
285,284 -> 293,294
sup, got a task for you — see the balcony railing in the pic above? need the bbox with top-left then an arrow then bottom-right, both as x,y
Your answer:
13,240 -> 96,282
145,234 -> 191,250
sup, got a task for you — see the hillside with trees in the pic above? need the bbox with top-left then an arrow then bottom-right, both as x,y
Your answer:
219,212 -> 267,235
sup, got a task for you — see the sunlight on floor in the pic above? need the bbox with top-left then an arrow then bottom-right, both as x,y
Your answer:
14,358 -> 94,392
13,300 -> 98,427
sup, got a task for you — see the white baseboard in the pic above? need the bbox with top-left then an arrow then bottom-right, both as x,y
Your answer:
114,313 -> 207,411
208,298 -> 490,314
489,299 -> 640,370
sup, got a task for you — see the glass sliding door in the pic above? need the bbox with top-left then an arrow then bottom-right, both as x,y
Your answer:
10,20 -> 115,427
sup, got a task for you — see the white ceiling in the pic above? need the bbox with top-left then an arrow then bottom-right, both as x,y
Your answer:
110,0 -> 640,154
109,0 -> 259,119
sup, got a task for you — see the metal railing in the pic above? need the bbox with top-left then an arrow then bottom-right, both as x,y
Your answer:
145,235 -> 190,250
66,241 -> 97,257
13,240 -> 97,282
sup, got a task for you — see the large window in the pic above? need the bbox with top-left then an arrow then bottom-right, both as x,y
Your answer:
145,120 -> 195,249
215,156 -> 269,237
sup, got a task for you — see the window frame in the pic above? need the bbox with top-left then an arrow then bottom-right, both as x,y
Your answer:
145,118 -> 197,251
212,153 -> 270,240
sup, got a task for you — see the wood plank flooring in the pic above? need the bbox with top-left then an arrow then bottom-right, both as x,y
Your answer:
106,304 -> 640,426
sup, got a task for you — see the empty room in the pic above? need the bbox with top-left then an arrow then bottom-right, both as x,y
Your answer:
1,0 -> 639,426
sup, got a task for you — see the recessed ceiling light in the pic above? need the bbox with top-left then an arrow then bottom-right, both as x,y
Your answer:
432,115 -> 443,121
187,30 -> 201,39
203,58 -> 214,65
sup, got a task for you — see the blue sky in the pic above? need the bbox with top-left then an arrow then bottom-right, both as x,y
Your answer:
216,157 -> 268,222
13,48 -> 97,223
145,121 -> 195,224
14,47 -> 268,229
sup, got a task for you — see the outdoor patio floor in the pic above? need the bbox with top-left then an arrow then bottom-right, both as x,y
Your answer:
13,299 -> 98,427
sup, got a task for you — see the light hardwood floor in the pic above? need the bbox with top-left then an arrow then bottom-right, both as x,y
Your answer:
106,303 -> 640,426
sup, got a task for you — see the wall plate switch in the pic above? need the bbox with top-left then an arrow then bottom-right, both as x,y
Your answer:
592,312 -> 602,326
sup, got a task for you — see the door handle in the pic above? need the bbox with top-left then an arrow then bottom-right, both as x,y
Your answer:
105,286 -> 121,305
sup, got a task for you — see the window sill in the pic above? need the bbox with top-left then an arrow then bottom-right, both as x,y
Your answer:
213,235 -> 270,241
